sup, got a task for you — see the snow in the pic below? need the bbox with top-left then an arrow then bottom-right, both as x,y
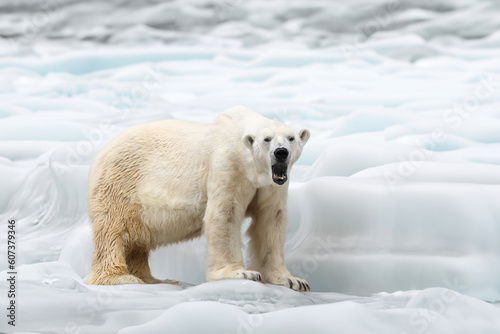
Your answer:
1,0 -> 500,333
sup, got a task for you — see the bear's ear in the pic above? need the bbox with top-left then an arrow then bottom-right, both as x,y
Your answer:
244,135 -> 255,149
299,129 -> 310,144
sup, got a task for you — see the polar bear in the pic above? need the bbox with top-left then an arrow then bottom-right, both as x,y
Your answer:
87,106 -> 311,291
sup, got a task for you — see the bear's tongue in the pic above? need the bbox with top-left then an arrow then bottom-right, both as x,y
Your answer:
272,163 -> 288,185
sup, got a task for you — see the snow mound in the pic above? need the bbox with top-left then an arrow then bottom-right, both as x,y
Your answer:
1,262 -> 499,333
1,0 -> 500,332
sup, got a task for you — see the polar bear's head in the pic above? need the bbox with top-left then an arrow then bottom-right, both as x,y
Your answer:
244,121 -> 310,186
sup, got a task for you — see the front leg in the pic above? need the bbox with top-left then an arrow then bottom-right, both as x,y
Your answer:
247,187 -> 310,292
204,195 -> 262,283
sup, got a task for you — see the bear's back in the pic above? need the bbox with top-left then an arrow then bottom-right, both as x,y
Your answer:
88,119 -> 210,199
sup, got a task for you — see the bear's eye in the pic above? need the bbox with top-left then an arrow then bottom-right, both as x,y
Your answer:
288,136 -> 295,142
264,137 -> 271,143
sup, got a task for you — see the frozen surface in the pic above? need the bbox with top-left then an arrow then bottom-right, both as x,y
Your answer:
1,0 -> 500,333
4,261 -> 500,334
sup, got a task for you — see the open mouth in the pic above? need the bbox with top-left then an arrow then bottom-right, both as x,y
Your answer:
272,163 -> 288,185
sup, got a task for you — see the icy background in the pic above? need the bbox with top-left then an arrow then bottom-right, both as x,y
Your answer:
1,0 -> 500,333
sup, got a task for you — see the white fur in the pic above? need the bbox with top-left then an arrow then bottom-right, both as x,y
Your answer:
87,105 -> 311,291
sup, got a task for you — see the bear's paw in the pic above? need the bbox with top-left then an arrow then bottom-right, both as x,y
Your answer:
88,274 -> 145,285
270,276 -> 310,292
235,270 -> 263,282
208,268 -> 263,283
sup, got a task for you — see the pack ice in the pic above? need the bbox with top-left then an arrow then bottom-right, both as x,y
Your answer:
0,0 -> 500,333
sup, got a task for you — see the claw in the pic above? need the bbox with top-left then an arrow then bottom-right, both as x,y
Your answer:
287,278 -> 293,289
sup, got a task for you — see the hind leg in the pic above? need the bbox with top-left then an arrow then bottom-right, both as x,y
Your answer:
126,249 -> 159,284
87,218 -> 144,285
126,249 -> 180,285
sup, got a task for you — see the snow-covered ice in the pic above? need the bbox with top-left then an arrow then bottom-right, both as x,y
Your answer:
1,0 -> 500,333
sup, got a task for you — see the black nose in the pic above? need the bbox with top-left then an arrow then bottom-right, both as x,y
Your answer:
274,148 -> 289,161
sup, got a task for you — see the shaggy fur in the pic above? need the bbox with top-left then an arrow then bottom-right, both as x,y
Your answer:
87,106 -> 310,291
